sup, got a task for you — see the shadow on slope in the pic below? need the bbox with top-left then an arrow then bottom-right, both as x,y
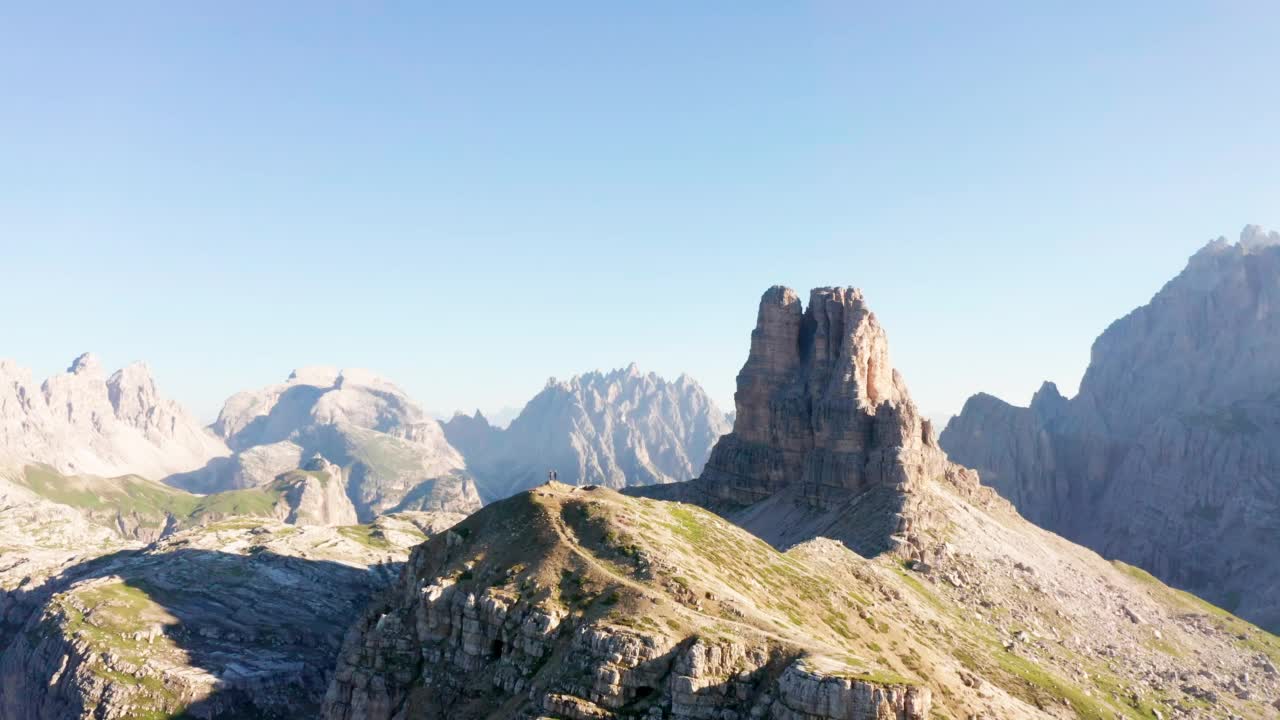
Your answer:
0,545 -> 401,719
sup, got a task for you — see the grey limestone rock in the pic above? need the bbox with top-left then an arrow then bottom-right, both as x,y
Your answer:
443,365 -> 731,502
942,226 -> 1280,631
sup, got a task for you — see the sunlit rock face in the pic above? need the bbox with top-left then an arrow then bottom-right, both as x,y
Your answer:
0,354 -> 229,480
942,226 -> 1280,631
705,286 -> 920,504
634,286 -> 991,558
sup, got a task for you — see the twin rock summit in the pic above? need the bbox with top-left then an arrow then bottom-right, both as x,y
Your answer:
4,234 -> 1280,720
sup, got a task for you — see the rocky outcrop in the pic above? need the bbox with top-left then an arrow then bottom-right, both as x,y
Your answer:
633,287 -> 995,557
175,367 -> 482,521
321,483 -> 932,720
941,226 -> 1280,631
274,457 -> 360,526
442,365 -> 731,502
165,440 -> 305,494
0,354 -> 228,480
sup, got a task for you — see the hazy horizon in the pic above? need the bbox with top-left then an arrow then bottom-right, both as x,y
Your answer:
5,5 -> 1278,423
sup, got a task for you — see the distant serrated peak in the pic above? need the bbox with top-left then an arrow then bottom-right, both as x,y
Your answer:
67,352 -> 102,376
1239,224 -> 1280,252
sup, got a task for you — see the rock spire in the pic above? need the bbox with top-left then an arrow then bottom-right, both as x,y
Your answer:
634,286 -> 991,557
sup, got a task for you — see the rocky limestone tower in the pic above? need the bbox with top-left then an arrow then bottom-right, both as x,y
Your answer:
636,286 -> 988,557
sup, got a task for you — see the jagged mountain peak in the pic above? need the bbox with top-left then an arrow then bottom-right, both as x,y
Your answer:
1239,222 -> 1280,251
107,361 -> 159,407
449,408 -> 488,423
545,363 -> 665,392
1029,380 -> 1068,419
443,367 -> 731,502
736,284 -> 918,444
745,285 -> 909,417
0,355 -> 227,479
66,351 -> 103,376
1080,223 -> 1280,436
535,365 -> 723,418
1188,224 -> 1279,268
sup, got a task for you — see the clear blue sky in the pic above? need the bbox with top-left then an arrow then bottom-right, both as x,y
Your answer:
3,3 -> 1277,422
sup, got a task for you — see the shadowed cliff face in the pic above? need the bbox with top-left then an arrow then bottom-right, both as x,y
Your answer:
721,286 -> 914,501
634,286 -> 990,558
941,226 -> 1280,632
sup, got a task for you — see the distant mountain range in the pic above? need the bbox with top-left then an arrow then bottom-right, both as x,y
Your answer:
0,353 -> 228,480
172,366 -> 481,520
442,364 -> 732,502
4,275 -> 1280,719
0,355 -> 729,517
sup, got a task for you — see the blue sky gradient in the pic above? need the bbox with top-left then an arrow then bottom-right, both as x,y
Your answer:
3,3 -> 1278,421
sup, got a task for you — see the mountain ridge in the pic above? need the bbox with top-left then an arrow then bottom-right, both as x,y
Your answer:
0,353 -> 229,480
442,364 -> 731,502
171,366 -> 482,521
942,225 -> 1280,632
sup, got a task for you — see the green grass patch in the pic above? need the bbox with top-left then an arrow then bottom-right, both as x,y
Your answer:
20,464 -> 201,526
338,524 -> 393,550
187,487 -> 283,522
995,651 -> 1116,719
665,504 -> 709,543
